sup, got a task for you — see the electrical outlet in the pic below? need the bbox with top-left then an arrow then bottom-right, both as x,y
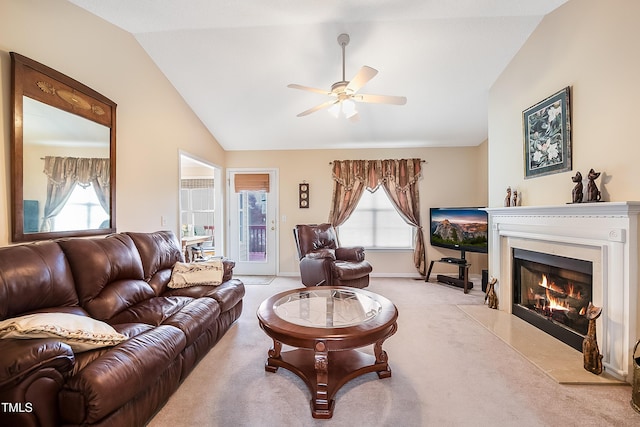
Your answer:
161,215 -> 167,226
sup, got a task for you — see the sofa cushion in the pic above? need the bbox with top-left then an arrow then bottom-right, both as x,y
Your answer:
163,279 -> 245,313
106,296 -> 194,326
125,231 -> 184,293
58,234 -> 155,321
163,298 -> 220,345
307,248 -> 336,260
0,241 -> 78,320
69,323 -> 157,376
0,313 -> 128,352
168,260 -> 224,288
59,325 -> 186,425
331,260 -> 373,280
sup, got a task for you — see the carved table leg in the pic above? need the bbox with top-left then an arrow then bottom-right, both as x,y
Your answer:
265,339 -> 282,373
374,323 -> 397,378
312,340 -> 334,418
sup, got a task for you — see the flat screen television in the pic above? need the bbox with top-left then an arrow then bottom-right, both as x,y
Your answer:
429,207 -> 488,260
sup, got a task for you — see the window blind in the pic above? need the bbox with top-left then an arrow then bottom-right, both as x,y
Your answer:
234,173 -> 270,192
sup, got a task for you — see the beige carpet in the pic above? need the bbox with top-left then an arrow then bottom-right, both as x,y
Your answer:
148,277 -> 638,427
234,275 -> 275,285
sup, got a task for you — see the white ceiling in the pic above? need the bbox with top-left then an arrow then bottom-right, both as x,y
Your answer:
68,0 -> 568,151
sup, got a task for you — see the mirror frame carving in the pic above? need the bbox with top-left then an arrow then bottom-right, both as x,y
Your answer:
10,52 -> 116,242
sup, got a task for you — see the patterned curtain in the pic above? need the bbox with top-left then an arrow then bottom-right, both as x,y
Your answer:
329,159 -> 425,275
41,156 -> 110,231
328,160 -> 369,227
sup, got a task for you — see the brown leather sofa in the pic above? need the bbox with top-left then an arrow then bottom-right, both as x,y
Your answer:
0,231 -> 244,427
293,223 -> 373,288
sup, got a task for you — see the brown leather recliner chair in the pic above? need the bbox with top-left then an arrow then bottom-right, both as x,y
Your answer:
293,223 -> 373,288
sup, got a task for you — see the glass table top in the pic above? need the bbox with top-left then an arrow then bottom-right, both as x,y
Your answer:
273,288 -> 382,328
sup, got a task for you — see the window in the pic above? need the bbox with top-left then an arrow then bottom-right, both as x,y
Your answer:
54,184 -> 108,231
180,179 -> 215,236
338,190 -> 414,249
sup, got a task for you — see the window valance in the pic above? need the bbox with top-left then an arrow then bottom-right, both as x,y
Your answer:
330,159 -> 422,192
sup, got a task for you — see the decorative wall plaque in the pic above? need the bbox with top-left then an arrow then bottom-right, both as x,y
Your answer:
299,183 -> 309,208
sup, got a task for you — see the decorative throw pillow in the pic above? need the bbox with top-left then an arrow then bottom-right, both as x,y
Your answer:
0,313 -> 128,352
168,259 -> 224,288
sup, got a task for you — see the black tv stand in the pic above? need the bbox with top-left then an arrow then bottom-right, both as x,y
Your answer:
440,257 -> 466,264
425,256 -> 473,294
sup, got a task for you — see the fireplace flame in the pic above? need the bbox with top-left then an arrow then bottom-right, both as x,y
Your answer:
545,288 -> 570,312
536,274 -> 572,312
537,274 -> 582,298
565,282 -> 582,299
539,274 -> 563,294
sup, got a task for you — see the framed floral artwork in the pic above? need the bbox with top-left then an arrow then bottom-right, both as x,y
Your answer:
523,87 -> 571,178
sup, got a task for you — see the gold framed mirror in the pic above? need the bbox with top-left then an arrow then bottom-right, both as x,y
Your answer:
11,52 -> 116,242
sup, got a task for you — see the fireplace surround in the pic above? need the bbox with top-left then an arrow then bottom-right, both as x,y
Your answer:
486,202 -> 640,382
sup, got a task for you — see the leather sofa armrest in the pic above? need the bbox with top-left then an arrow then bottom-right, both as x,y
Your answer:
0,339 -> 75,427
0,339 -> 75,388
335,246 -> 365,262
222,258 -> 236,282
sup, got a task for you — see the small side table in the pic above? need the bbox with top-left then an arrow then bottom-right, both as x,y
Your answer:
181,235 -> 209,262
425,258 -> 473,294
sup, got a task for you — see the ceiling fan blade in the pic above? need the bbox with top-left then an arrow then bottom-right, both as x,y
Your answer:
296,100 -> 338,117
287,84 -> 332,96
346,66 -> 378,93
353,93 -> 407,105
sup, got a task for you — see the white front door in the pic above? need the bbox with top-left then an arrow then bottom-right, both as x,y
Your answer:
227,169 -> 278,275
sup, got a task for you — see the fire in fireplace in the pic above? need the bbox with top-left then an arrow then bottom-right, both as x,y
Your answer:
512,248 -> 593,351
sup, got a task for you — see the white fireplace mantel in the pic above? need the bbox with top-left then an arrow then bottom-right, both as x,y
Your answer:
485,202 -> 640,382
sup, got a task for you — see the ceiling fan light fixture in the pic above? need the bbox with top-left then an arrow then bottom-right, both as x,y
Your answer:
328,102 -> 341,118
327,99 -> 357,119
342,99 -> 357,118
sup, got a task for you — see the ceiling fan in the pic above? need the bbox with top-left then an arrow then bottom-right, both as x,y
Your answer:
288,33 -> 407,120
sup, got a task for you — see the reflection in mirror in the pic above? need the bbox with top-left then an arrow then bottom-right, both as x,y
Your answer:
23,98 -> 111,233
11,52 -> 116,242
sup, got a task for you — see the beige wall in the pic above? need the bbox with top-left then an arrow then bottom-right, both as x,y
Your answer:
488,0 -> 640,206
227,145 -> 488,276
0,0 -> 226,246
1,0 -> 489,278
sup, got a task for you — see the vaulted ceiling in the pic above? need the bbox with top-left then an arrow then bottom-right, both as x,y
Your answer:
69,0 -> 568,151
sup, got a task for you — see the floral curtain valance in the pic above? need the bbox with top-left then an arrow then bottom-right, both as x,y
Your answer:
330,158 -> 423,193
43,156 -> 110,189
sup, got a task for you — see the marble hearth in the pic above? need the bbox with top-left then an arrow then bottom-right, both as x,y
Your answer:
485,202 -> 640,382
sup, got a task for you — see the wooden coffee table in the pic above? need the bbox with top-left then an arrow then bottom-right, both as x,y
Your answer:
257,286 -> 398,419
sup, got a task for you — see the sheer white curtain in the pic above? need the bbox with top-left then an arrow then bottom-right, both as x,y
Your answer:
41,156 -> 110,231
